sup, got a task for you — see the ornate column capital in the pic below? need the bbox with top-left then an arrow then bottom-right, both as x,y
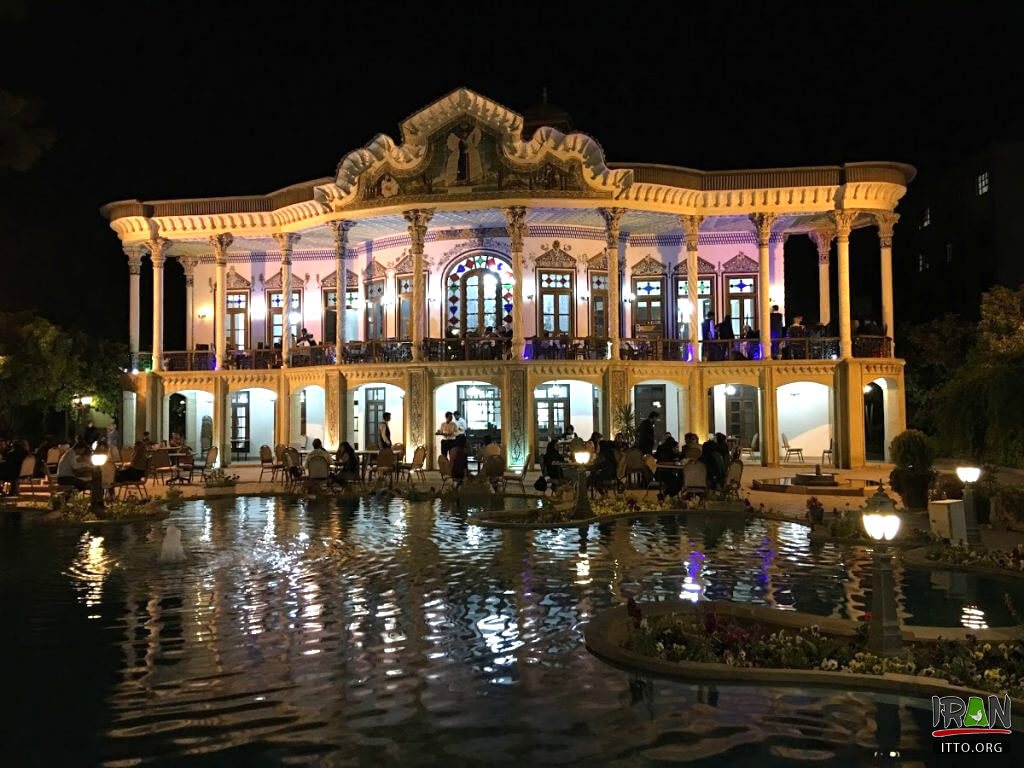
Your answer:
811,227 -> 836,265
502,206 -> 527,251
329,220 -> 356,256
749,213 -> 777,247
180,255 -> 200,286
210,232 -> 234,265
273,232 -> 300,264
145,237 -> 170,266
679,214 -> 703,252
599,207 -> 625,249
874,211 -> 899,247
831,210 -> 858,240
124,245 -> 145,275
403,209 -> 434,252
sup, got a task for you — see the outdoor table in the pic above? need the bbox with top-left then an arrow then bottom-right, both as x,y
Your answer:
167,451 -> 191,484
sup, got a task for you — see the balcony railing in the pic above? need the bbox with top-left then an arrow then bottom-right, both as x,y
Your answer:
131,335 -> 894,372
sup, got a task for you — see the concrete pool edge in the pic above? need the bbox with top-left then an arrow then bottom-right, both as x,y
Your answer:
903,546 -> 1024,581
584,600 -> 1024,722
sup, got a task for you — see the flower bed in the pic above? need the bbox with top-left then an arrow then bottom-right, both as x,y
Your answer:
473,494 -> 749,528
923,542 -> 1024,574
56,495 -> 166,523
619,601 -> 1024,699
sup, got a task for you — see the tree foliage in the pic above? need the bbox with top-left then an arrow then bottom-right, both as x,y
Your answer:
908,284 -> 1024,465
0,312 -> 127,435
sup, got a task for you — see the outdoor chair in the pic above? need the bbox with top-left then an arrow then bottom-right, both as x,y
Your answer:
303,455 -> 331,494
822,438 -> 834,466
45,447 -> 64,473
399,446 -> 426,484
642,455 -> 661,497
623,448 -> 649,488
740,433 -> 759,460
722,459 -> 744,500
259,444 -> 284,482
682,461 -> 708,506
149,449 -> 175,485
182,447 -> 218,483
370,447 -> 397,486
437,454 -> 454,492
482,455 -> 505,492
501,452 -> 530,494
781,433 -> 804,463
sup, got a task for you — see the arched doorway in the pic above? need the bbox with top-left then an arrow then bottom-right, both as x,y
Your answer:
347,383 -> 405,451
229,387 -> 276,461
290,385 -> 326,449
162,389 -> 214,454
708,384 -> 760,455
631,380 -> 685,445
533,379 -> 602,463
433,380 -> 502,459
444,252 -> 514,337
865,377 -> 899,462
777,381 -> 833,464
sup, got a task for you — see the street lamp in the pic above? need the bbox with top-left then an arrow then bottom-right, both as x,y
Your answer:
571,450 -> 594,517
956,466 -> 982,546
862,485 -> 903,656
90,452 -> 109,518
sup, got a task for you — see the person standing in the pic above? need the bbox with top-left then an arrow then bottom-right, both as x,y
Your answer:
770,304 -> 784,359
701,311 -> 716,360
636,411 -> 659,455
436,412 -> 458,458
453,411 -> 468,436
378,412 -> 392,449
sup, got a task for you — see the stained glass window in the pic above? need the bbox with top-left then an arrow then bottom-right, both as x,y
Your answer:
226,292 -> 248,349
727,278 -> 754,294
676,278 -> 715,341
590,273 -> 608,292
446,253 -> 514,336
268,290 -> 301,346
632,279 -> 664,335
677,279 -> 711,297
538,270 -> 573,335
590,271 -> 609,337
635,280 -> 662,296
365,280 -> 385,341
727,277 -> 757,336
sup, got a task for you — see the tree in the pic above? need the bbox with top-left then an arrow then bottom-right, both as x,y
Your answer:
0,89 -> 54,171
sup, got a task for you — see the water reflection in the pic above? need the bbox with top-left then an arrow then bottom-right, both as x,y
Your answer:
8,497 -> 1024,765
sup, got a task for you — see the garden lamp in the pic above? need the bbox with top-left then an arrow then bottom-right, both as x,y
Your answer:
90,452 -> 109,517
862,485 -> 902,656
955,466 -> 982,545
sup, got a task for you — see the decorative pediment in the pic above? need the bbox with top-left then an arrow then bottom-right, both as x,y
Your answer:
263,270 -> 305,290
364,258 -> 387,281
631,254 -> 666,276
315,87 -> 633,209
321,269 -> 359,289
722,252 -> 760,273
672,256 -> 716,275
393,250 -> 414,274
534,240 -> 577,269
225,266 -> 251,289
587,251 -> 608,271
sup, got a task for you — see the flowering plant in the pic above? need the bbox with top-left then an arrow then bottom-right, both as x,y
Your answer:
204,469 -> 239,488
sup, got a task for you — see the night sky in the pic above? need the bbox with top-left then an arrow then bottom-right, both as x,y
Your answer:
2,1 -> 1020,347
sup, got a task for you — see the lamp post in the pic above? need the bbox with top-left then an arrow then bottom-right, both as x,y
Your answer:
862,485 -> 903,656
90,452 -> 109,518
956,466 -> 982,546
572,449 -> 593,516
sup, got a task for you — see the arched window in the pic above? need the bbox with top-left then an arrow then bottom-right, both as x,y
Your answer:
445,253 -> 513,337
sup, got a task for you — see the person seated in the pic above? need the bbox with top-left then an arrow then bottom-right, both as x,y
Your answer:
680,432 -> 702,461
655,436 -> 683,499
56,443 -> 91,491
542,439 -> 564,485
479,434 -> 502,459
333,442 -> 359,486
115,440 -> 149,482
0,439 -> 30,496
700,438 -> 725,490
588,440 -> 619,496
562,424 -> 576,442
305,438 -> 331,467
449,434 -> 469,483
585,432 -> 602,454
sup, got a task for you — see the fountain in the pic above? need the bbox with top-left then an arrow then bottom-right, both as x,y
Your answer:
752,464 -> 874,497
792,464 -> 839,487
159,524 -> 186,563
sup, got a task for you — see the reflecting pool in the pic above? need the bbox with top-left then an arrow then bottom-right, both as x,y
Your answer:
2,496 -> 1021,765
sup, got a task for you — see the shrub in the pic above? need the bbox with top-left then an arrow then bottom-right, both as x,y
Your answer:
930,472 -> 964,501
889,429 -> 935,471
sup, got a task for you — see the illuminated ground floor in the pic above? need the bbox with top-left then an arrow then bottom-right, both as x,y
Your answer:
121,358 -> 905,469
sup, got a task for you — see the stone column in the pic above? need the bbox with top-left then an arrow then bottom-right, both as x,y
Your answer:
329,220 -> 355,349
811,228 -> 835,327
213,377 -> 229,468
146,237 -> 169,372
503,206 -> 527,358
274,233 -> 300,368
600,208 -> 625,359
181,256 -> 199,353
875,212 -> 898,351
125,247 -> 143,365
680,215 -> 703,362
750,213 -> 776,360
832,211 -> 857,359
278,374 -> 291,448
210,233 -> 233,370
404,209 -> 433,361
759,366 -> 780,466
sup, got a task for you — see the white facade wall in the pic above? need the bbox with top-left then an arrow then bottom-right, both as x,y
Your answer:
776,381 -> 832,460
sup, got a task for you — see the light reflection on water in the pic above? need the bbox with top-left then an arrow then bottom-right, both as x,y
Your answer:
7,496 -> 1024,765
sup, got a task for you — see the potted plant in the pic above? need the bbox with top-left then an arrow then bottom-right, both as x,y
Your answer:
888,429 -> 935,510
613,403 -> 638,447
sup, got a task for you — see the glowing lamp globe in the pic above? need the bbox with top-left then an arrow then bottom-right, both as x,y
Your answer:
91,453 -> 109,467
956,466 -> 981,484
862,485 -> 901,541
574,450 -> 592,465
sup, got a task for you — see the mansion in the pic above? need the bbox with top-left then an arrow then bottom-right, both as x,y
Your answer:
102,88 -> 912,469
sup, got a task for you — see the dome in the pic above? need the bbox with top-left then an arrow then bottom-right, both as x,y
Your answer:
522,88 -> 574,136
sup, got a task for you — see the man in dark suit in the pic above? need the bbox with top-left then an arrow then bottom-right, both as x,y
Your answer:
636,411 -> 659,455
770,305 -> 784,359
701,311 -> 716,360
